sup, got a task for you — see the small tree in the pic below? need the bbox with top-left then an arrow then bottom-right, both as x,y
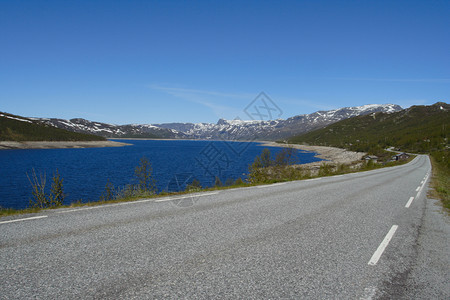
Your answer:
49,169 -> 65,206
28,169 -> 65,208
100,180 -> 116,202
248,149 -> 273,184
275,146 -> 298,166
214,176 -> 223,187
248,157 -> 266,184
260,148 -> 272,168
28,168 -> 48,208
134,156 -> 156,194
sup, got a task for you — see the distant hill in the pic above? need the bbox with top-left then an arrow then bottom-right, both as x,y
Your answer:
288,102 -> 449,154
0,112 -> 106,142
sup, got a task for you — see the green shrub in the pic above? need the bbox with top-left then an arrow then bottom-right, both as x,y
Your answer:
249,148 -> 303,184
318,163 -> 333,176
225,178 -> 234,186
186,178 -> 202,192
27,169 -> 66,208
234,177 -> 245,186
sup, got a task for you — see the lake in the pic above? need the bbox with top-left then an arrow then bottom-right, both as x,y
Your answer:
0,140 -> 322,209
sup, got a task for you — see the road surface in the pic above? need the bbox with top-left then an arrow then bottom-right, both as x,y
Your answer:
1,155 -> 448,299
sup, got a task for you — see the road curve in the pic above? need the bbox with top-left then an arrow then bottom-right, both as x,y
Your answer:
1,155 -> 448,299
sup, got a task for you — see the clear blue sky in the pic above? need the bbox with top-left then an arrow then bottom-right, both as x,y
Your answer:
1,0 -> 449,124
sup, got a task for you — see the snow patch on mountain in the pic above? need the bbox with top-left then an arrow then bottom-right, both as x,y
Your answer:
1,114 -> 33,123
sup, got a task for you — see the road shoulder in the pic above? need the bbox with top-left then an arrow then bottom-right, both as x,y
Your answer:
405,197 -> 450,298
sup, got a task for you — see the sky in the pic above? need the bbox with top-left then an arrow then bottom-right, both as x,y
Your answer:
0,0 -> 449,124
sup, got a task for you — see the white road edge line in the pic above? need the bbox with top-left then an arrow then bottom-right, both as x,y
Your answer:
368,225 -> 398,265
256,182 -> 287,189
57,200 -> 153,213
57,192 -> 220,213
0,215 -> 48,225
155,192 -> 219,202
405,197 -> 414,208
306,178 -> 322,181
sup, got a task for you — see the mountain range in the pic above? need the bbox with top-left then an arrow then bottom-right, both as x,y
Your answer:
288,102 -> 449,154
31,104 -> 402,141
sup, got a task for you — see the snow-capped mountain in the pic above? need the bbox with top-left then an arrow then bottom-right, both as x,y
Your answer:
33,118 -> 184,139
34,104 -> 402,140
155,104 -> 403,140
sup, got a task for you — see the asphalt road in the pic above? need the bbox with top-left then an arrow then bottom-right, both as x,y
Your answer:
1,155 -> 448,299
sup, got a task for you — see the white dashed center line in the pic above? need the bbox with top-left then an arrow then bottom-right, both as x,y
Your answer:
405,197 -> 414,208
368,225 -> 398,265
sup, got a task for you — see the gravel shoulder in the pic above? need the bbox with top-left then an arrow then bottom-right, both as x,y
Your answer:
0,140 -> 131,150
405,195 -> 450,298
258,141 -> 366,167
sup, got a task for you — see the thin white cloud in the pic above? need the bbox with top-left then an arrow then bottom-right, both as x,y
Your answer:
148,84 -> 250,120
149,84 -> 340,120
331,77 -> 450,83
149,84 -> 253,99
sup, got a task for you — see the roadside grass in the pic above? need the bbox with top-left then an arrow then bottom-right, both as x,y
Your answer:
0,184 -> 249,218
429,153 -> 449,211
0,152 -> 416,218
0,207 -> 42,217
247,155 -> 414,184
0,184 -> 266,218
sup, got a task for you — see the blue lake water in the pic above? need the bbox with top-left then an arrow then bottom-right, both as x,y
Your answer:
0,140 -> 322,209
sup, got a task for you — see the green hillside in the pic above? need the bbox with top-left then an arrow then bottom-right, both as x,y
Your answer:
288,102 -> 449,155
0,112 -> 106,142
288,102 -> 449,209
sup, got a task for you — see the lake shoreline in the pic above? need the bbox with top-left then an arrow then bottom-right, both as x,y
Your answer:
0,138 -> 365,167
0,140 -> 132,150
258,141 -> 366,166
112,138 -> 365,165
0,139 -> 363,211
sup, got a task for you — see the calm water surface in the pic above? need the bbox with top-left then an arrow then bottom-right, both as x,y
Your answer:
0,140 -> 322,209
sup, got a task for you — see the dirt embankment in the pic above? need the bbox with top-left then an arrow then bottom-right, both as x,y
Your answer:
0,140 -> 131,150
